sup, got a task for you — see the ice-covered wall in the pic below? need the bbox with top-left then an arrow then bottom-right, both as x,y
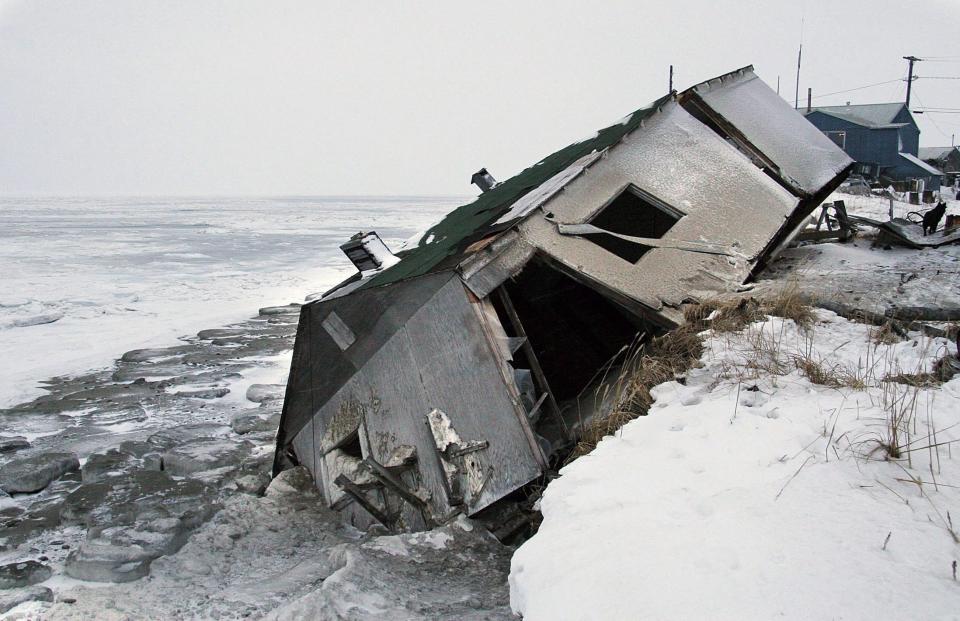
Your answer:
692,69 -> 853,195
518,101 -> 799,323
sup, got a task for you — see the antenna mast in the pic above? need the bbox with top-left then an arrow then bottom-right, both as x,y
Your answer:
794,16 -> 804,109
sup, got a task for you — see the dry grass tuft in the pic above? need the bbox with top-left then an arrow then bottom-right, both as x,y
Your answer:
870,321 -> 905,345
763,282 -> 816,328
792,354 -> 867,390
684,283 -> 815,335
683,297 -> 764,333
568,325 -> 704,462
569,285 -> 818,462
886,354 -> 958,387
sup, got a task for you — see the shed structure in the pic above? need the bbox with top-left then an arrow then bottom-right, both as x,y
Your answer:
273,66 -> 854,532
919,146 -> 960,185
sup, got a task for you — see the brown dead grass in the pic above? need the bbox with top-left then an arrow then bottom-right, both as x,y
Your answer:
567,325 -> 704,462
683,282 -> 815,335
791,354 -> 867,390
870,321 -> 905,345
567,284 -> 818,462
886,354 -> 959,387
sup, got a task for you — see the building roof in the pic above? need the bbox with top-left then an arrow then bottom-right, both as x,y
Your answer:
899,152 -> 944,176
805,102 -> 910,128
354,92 -> 673,291
918,146 -> 957,162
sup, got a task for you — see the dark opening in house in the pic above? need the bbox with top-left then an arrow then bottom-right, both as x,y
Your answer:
586,185 -> 683,263
496,258 -> 652,399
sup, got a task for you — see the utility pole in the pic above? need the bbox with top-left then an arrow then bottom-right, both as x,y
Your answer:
903,55 -> 921,107
669,65 -> 674,93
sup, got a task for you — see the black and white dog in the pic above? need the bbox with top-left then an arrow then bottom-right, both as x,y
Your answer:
922,201 -> 947,236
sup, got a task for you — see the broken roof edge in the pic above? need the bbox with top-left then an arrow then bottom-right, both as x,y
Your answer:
685,64 -> 756,95
350,91 -> 676,293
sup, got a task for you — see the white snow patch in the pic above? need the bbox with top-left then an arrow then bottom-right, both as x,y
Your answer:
511,312 -> 960,620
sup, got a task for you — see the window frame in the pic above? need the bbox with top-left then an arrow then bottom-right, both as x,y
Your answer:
582,183 -> 686,226
824,130 -> 846,149
579,183 -> 686,264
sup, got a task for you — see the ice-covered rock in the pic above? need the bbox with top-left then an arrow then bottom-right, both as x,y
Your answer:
120,346 -> 193,363
265,519 -> 513,620
161,438 -> 254,476
0,452 -> 80,494
117,440 -> 158,458
146,424 -> 231,449
81,449 -> 135,484
0,560 -> 52,590
61,470 -> 221,582
258,304 -> 300,316
264,466 -> 316,498
0,585 -> 53,614
245,383 -> 285,403
230,410 -> 281,435
61,470 -> 218,530
64,538 -> 154,583
173,387 -> 230,400
0,436 -> 30,454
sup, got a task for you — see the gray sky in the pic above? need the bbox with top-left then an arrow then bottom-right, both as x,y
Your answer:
1,0 -> 958,196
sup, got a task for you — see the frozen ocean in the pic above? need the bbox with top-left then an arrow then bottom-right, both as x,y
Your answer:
0,196 -> 457,408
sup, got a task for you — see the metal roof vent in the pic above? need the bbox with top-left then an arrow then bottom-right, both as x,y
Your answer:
471,168 -> 498,193
339,231 -> 398,273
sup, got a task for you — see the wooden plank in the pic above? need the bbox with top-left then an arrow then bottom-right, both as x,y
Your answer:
470,296 -> 549,472
525,393 -> 549,426
334,474 -> 393,529
357,326 -> 450,530
496,286 -> 568,438
363,457 -> 435,527
321,311 -> 356,350
405,278 -> 543,514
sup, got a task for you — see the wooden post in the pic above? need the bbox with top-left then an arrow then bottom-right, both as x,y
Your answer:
833,200 -> 852,241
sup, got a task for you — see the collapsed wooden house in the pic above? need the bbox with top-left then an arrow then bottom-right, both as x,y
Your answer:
272,66 -> 854,532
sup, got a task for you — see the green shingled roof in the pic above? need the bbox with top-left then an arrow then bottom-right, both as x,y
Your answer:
359,93 -> 673,290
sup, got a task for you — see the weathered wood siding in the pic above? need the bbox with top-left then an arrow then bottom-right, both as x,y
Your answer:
285,270 -> 542,528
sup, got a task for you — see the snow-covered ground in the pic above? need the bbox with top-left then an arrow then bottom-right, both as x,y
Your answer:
510,189 -> 960,620
511,313 -> 960,620
0,196 -> 455,408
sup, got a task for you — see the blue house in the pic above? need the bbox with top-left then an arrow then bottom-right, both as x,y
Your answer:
804,102 -> 942,190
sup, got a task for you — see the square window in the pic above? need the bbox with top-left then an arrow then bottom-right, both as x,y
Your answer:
824,131 -> 846,149
585,185 -> 684,263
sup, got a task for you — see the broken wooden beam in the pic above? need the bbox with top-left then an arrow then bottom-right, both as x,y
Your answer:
496,287 -> 568,438
362,456 -> 435,527
334,473 -> 394,530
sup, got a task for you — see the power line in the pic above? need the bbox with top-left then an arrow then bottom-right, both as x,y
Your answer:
917,76 -> 960,80
810,77 -> 904,100
913,93 -> 952,142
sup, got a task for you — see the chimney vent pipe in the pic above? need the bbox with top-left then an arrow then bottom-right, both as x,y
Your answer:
471,168 -> 498,193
